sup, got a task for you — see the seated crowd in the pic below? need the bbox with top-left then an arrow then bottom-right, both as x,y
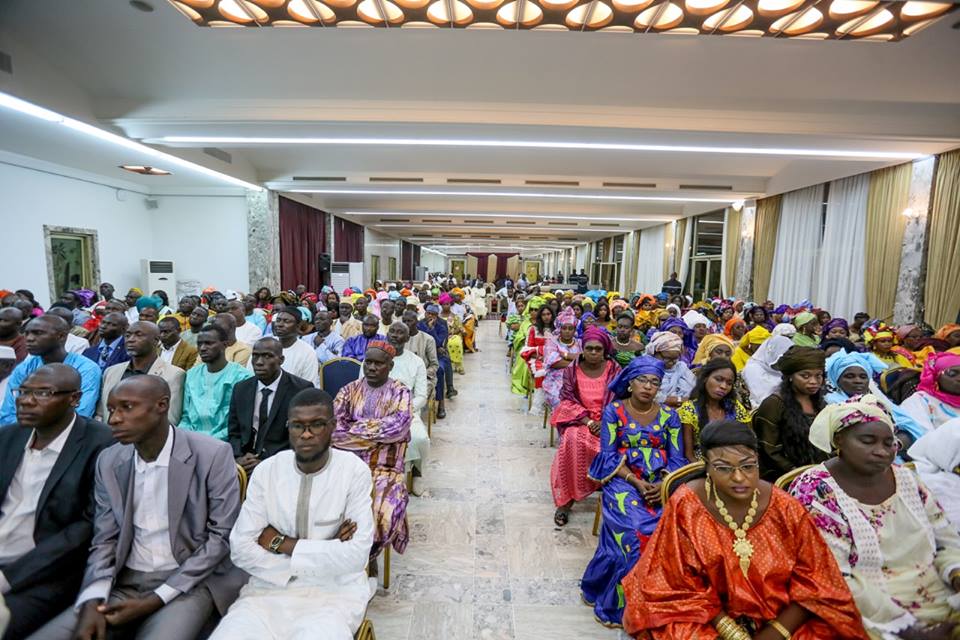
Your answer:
501,283 -> 960,638
0,276 -> 489,639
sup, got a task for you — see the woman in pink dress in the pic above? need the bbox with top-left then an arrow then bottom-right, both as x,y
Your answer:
550,325 -> 621,526
544,308 -> 582,409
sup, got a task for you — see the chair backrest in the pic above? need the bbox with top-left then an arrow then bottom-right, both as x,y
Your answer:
236,463 -> 248,502
320,357 -> 362,399
354,619 -> 376,640
774,464 -> 816,491
660,461 -> 706,505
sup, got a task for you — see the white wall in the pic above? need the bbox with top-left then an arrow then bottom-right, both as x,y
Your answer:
0,161 -> 249,307
418,248 -> 447,275
363,227 -> 401,287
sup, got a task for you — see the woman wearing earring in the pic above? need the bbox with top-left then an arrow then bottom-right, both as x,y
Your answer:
624,422 -> 869,640
790,395 -> 960,640
581,355 -> 688,628
678,358 -> 751,460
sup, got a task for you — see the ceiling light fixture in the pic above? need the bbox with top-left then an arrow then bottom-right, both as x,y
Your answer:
341,210 -> 678,222
0,92 -> 262,191
374,223 -> 628,232
294,188 -> 737,204
120,165 -> 172,175
161,135 -> 922,160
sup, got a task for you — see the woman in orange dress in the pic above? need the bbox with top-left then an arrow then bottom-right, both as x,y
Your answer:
622,421 -> 869,640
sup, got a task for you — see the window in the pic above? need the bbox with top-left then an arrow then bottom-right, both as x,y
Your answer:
44,226 -> 100,301
686,210 -> 725,300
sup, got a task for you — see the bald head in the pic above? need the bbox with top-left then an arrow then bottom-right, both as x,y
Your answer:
0,307 -> 23,339
99,312 -> 128,342
253,337 -> 283,357
114,374 -> 170,402
44,307 -> 74,326
26,362 -> 81,391
125,321 -> 160,357
17,364 -> 81,428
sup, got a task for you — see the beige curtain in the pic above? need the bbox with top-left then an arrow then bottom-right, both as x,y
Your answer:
486,257 -> 498,283
723,206 -> 741,297
466,255 -> 478,280
864,163 -> 911,321
662,223 -> 671,282
506,255 -> 521,281
672,219 -> 687,276
623,231 -> 639,293
925,150 -> 960,328
752,195 -> 782,302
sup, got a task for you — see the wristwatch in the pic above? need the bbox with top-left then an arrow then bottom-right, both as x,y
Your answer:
268,533 -> 286,554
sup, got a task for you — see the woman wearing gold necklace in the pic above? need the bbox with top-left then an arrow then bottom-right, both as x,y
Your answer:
623,422 -> 869,640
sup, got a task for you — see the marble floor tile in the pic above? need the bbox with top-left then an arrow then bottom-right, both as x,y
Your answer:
393,541 -> 476,577
365,599 -> 414,640
475,604 -> 516,640
410,602 -> 476,640
506,527 -> 562,578
513,605 -> 624,640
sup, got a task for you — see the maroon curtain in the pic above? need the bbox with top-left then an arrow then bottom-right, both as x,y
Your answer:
467,252 -> 516,281
413,245 -> 421,273
279,196 -> 326,292
334,217 -> 364,262
400,241 -> 415,281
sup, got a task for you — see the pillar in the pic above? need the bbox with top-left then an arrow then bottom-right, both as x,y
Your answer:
246,189 -> 281,293
734,200 -> 756,301
893,156 -> 936,324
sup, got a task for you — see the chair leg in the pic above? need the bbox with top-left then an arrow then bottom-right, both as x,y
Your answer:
527,392 -> 532,412
406,471 -> 413,493
383,546 -> 391,590
592,496 -> 602,537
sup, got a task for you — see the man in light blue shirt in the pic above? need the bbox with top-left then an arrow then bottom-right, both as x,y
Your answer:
299,310 -> 344,365
0,315 -> 101,424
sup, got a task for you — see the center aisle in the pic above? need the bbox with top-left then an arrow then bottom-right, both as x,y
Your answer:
367,319 -> 622,639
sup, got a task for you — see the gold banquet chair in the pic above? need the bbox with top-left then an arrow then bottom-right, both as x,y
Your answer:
236,463 -> 249,502
774,464 -> 816,491
355,619 -> 376,640
659,461 -> 707,506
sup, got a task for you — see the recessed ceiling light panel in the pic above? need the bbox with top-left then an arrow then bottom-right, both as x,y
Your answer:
120,165 -> 173,175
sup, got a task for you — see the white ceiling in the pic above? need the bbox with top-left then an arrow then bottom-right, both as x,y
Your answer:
0,0 -> 958,253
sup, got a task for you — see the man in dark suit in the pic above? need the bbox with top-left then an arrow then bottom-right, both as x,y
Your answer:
32,375 -> 245,640
0,364 -> 113,639
81,312 -> 130,373
229,337 -> 312,476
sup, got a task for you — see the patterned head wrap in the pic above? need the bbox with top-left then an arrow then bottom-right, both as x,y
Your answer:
863,324 -> 896,344
608,355 -> 666,398
917,352 -> 960,408
825,349 -> 888,389
773,345 -> 825,376
809,394 -> 894,453
610,299 -> 629,316
822,318 -> 849,337
581,325 -> 613,356
635,294 -> 656,310
894,324 -> 919,342
366,340 -> 396,358
556,307 -> 577,327
71,289 -> 97,307
506,314 -> 522,326
692,334 -> 735,365
644,330 -> 683,355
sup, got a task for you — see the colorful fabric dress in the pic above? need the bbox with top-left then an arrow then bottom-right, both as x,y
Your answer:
581,401 -> 687,626
333,378 -> 412,559
790,464 -> 960,639
623,485 -> 870,640
677,398 -> 751,459
520,327 -> 552,390
510,319 -> 534,396
549,360 -> 620,507
442,313 -> 466,373
543,336 -> 582,408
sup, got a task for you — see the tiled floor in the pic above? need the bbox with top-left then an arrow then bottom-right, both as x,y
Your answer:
366,320 -> 623,640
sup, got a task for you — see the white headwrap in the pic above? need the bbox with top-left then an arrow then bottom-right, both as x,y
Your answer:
682,310 -> 710,330
771,323 -> 797,338
808,394 -> 894,454
741,335 -> 795,407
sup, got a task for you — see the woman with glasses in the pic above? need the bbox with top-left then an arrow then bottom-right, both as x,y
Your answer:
623,421 -> 868,640
581,355 -> 688,628
790,396 -> 960,640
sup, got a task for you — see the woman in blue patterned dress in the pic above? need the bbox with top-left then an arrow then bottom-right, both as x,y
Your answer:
581,355 -> 688,628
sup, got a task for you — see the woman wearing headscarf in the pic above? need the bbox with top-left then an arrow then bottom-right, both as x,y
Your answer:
581,355 -> 687,628
549,326 -> 620,527
792,312 -> 821,348
634,294 -> 659,332
724,317 -> 747,343
691,333 -> 735,367
824,349 -> 925,453
909,418 -> 960,530
863,324 -> 913,369
790,396 -> 960,640
891,324 -> 935,368
822,318 -> 851,341
900,352 -> 960,433
935,323 -> 960,352
645,331 -> 696,409
753,346 -> 828,481
438,293 -> 465,374
576,311 -> 597,338
731,325 -> 771,372
741,335 -> 795,408
624,422 -> 870,640
543,308 -> 582,409
517,301 -> 555,414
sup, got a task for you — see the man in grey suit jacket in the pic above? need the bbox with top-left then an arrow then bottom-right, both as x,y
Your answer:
32,376 -> 245,640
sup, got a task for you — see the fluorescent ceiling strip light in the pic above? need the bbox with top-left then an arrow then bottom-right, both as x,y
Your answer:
0,92 -> 262,191
343,211 -> 677,222
162,135 -> 921,160
299,188 -> 734,203
374,223 -> 620,232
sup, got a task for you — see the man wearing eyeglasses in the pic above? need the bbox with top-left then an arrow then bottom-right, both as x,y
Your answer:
209,388 -> 374,640
0,364 -> 113,638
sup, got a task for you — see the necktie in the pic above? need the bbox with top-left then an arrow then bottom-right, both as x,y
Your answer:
256,388 -> 272,445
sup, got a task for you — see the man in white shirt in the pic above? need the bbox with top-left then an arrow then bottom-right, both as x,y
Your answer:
0,364 -> 112,638
210,388 -> 373,640
228,300 -> 263,347
43,307 -> 90,355
32,375 -> 245,640
334,302 -> 362,340
269,309 -> 320,387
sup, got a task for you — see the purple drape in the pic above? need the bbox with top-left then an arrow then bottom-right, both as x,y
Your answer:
334,217 -> 364,263
467,252 -> 516,281
279,196 -> 326,292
